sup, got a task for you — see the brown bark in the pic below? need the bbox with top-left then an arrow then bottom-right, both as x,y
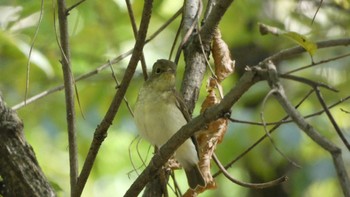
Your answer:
0,95 -> 56,197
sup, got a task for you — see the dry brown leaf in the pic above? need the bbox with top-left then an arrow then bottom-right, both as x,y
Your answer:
188,28 -> 234,196
187,77 -> 228,195
212,28 -> 235,82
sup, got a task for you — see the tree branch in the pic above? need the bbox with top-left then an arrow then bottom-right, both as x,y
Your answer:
262,38 -> 350,63
0,95 -> 56,196
200,0 -> 235,44
56,0 -> 78,194
260,61 -> 350,197
73,0 -> 153,196
212,153 -> 287,189
125,0 -> 148,80
181,0 -> 235,113
314,87 -> 350,151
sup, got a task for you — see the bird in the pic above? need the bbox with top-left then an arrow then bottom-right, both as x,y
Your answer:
133,59 -> 205,189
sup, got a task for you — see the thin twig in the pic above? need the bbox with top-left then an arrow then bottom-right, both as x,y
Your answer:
314,87 -> 350,151
201,0 -> 213,25
127,137 -> 151,178
145,8 -> 182,43
213,154 -> 288,189
56,0 -> 78,195
108,60 -> 134,117
125,0 -> 148,80
169,13 -> 183,61
260,89 -> 301,168
283,52 -> 350,75
280,74 -> 338,92
341,108 -> 350,114
311,0 -> 323,25
66,0 -> 86,14
25,0 -> 44,105
127,136 -> 141,178
170,171 -> 182,197
174,0 -> 202,64
198,21 -> 217,79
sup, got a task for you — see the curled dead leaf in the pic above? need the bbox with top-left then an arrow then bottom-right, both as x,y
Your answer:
212,28 -> 235,82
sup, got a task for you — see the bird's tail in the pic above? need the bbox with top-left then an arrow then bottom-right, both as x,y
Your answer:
185,164 -> 206,189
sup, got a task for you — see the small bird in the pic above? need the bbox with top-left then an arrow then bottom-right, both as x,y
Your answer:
134,59 -> 205,189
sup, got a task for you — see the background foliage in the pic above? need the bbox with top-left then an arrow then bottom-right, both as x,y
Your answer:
0,0 -> 349,196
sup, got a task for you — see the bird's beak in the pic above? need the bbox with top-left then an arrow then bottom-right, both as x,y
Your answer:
166,66 -> 175,73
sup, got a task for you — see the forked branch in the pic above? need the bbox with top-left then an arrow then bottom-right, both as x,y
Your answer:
260,61 -> 350,197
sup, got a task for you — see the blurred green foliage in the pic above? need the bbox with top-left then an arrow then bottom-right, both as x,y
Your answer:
0,0 -> 349,197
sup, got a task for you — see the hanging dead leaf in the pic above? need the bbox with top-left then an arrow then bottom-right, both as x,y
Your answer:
186,77 -> 228,195
212,28 -> 235,82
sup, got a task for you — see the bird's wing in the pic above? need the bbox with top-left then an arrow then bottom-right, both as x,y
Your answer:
173,89 -> 202,157
173,89 -> 191,122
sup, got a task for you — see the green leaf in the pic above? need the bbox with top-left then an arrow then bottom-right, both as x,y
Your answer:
259,23 -> 318,57
281,31 -> 318,56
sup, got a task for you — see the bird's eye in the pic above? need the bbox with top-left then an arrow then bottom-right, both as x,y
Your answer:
155,68 -> 161,74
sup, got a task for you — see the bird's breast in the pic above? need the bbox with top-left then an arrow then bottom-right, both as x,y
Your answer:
134,89 -> 187,147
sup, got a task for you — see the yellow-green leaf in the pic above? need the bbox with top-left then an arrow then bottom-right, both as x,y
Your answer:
281,31 -> 318,56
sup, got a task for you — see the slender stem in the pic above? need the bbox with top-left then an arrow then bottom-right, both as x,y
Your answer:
56,0 -> 78,195
66,0 -> 86,14
212,154 -> 287,189
125,0 -> 148,80
315,87 -> 350,150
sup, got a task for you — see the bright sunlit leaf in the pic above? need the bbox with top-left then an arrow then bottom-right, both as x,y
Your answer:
281,31 -> 318,56
259,23 -> 318,57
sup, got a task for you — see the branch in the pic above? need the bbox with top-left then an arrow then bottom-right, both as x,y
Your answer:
56,0 -> 78,194
280,74 -> 338,92
212,154 -> 287,189
261,38 -> 350,63
66,0 -> 86,14
284,52 -> 350,75
125,0 -> 148,80
124,65 -> 259,197
25,0 -> 44,104
314,87 -> 350,151
181,0 -> 235,113
200,0 -> 235,44
280,74 -> 350,150
73,0 -> 153,196
261,61 -> 350,197
228,94 -> 350,126
0,95 -> 56,196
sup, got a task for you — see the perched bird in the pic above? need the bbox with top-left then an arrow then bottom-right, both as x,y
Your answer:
134,59 -> 205,189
